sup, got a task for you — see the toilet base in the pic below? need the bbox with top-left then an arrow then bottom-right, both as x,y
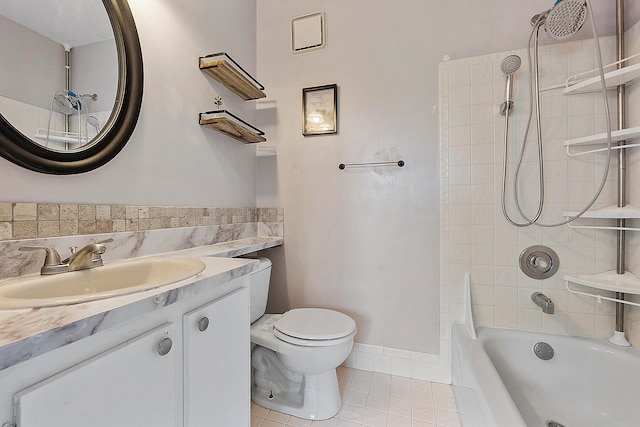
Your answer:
252,369 -> 342,420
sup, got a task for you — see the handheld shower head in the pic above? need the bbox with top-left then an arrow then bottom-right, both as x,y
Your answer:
87,115 -> 101,133
500,55 -> 521,116
500,55 -> 522,76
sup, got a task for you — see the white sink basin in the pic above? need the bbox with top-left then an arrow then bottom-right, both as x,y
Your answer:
0,257 -> 206,308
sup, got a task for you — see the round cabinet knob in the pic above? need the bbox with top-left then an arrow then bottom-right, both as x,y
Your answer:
198,317 -> 210,332
158,337 -> 173,356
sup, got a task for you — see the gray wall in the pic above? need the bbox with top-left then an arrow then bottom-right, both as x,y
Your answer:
0,15 -> 64,109
71,40 -> 118,113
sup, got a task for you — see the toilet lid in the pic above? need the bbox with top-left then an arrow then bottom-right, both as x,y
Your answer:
274,308 -> 356,341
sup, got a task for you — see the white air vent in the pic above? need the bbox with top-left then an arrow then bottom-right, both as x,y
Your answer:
291,12 -> 325,54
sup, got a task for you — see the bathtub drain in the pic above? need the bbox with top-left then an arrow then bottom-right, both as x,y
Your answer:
547,421 -> 566,427
533,342 -> 554,360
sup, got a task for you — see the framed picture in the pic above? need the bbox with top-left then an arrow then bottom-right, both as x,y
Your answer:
302,84 -> 338,136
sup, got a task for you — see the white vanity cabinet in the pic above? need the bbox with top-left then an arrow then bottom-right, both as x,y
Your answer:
0,274 -> 251,427
183,287 -> 250,427
14,323 -> 179,427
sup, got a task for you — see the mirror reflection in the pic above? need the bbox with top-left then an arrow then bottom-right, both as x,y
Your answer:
0,0 -> 117,151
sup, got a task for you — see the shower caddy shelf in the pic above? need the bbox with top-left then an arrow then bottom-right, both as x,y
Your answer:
564,126 -> 640,156
198,52 -> 266,144
561,59 -> 640,157
33,129 -> 91,145
560,57 -> 640,309
564,205 -> 640,220
562,61 -> 640,95
564,271 -> 640,308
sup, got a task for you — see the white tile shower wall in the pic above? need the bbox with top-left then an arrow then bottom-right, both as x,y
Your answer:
441,20 -> 640,347
0,96 -> 67,151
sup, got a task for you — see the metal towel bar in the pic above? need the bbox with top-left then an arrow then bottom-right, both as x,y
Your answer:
338,160 -> 405,170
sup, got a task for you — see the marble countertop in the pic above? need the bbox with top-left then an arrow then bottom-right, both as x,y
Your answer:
0,236 -> 282,369
172,236 -> 283,258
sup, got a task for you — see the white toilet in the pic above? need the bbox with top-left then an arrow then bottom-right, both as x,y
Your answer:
249,258 -> 356,420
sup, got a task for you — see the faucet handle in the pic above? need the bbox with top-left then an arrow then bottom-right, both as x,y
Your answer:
19,246 -> 67,274
19,245 -> 62,265
96,238 -> 114,245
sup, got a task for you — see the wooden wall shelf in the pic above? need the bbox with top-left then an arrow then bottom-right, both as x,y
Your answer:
199,53 -> 266,100
199,110 -> 266,144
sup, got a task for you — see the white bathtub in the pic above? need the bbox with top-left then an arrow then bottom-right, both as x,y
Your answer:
452,324 -> 640,427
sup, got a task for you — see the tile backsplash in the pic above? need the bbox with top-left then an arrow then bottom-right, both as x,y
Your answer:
0,202 -> 283,241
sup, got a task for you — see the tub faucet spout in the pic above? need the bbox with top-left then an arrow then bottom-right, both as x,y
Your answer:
531,292 -> 554,314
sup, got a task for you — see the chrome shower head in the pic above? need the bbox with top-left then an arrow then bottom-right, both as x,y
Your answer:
81,93 -> 98,102
500,55 -> 522,76
53,91 -> 80,115
544,0 -> 588,40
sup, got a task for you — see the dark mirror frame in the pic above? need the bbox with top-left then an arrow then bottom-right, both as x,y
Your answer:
0,0 -> 143,175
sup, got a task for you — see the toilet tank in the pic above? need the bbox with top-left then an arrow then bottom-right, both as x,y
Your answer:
249,258 -> 272,323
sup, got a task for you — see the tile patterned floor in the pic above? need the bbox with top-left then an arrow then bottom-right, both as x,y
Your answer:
251,367 -> 461,427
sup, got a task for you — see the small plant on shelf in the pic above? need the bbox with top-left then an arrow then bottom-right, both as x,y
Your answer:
214,96 -> 223,110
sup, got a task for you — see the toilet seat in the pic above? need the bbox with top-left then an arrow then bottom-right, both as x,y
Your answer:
273,308 -> 356,347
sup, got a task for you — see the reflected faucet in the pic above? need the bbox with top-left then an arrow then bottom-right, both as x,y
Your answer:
531,292 -> 554,314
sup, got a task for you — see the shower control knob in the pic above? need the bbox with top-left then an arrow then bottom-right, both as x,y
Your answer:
519,245 -> 559,280
529,254 -> 550,270
158,337 -> 173,356
198,317 -> 210,332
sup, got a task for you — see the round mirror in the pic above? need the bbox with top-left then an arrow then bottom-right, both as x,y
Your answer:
0,0 -> 142,174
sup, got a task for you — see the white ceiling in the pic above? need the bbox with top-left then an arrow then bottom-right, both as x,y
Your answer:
1,0 -> 639,55
442,0 -> 640,59
0,0 -> 113,48
508,0 -> 640,39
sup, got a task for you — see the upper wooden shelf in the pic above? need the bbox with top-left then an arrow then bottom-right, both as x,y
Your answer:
199,52 -> 266,100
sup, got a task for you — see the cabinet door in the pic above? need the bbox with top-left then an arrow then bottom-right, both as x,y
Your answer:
14,323 -> 178,427
183,287 -> 250,427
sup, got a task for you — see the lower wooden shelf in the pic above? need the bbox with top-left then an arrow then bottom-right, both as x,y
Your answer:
199,110 -> 266,144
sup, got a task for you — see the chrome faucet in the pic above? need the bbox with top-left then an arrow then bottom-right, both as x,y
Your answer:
20,238 -> 113,274
531,292 -> 554,314
63,242 -> 109,271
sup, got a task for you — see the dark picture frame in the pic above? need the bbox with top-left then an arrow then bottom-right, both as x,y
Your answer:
302,84 -> 338,136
